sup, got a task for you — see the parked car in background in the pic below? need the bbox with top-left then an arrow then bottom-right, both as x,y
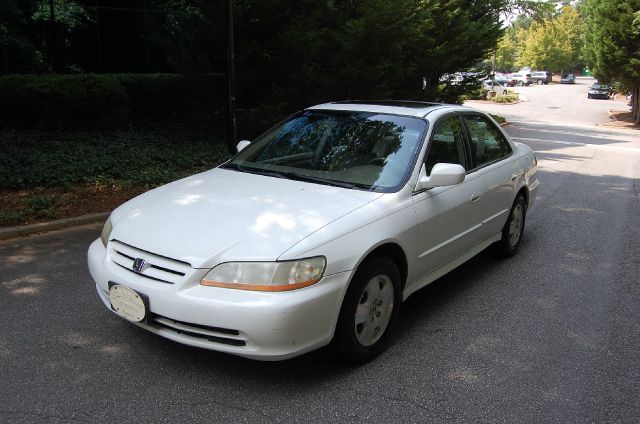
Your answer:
491,73 -> 515,87
560,73 -> 576,84
587,83 -> 610,99
531,71 -> 552,84
439,72 -> 483,85
510,72 -> 532,86
88,101 -> 539,363
483,80 -> 510,95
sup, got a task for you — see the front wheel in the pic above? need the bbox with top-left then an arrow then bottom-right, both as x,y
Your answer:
494,195 -> 526,257
335,256 -> 401,363
537,80 -> 542,85
517,81 -> 524,87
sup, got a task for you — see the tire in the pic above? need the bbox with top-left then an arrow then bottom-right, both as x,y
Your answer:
335,256 -> 401,363
537,80 -> 542,85
495,195 -> 526,257
517,81 -> 524,87
588,94 -> 591,99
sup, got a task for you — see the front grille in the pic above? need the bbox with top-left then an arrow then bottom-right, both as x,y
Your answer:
109,240 -> 191,285
152,315 -> 246,347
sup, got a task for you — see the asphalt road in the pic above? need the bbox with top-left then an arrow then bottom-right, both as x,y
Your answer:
2,85 -> 639,423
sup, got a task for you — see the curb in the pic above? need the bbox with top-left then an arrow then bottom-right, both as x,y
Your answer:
0,212 -> 109,241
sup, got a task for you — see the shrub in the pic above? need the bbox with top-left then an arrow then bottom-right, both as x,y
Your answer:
490,114 -> 507,124
0,74 -> 128,129
0,210 -> 24,225
113,73 -> 221,124
492,94 -> 519,103
24,194 -> 56,218
0,73 -> 225,130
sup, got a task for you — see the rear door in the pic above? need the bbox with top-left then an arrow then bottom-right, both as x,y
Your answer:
460,114 -> 517,240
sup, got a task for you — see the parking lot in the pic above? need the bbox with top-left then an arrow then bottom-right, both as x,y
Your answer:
468,76 -> 628,127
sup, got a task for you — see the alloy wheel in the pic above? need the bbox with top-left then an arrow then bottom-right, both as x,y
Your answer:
508,202 -> 524,246
354,274 -> 394,346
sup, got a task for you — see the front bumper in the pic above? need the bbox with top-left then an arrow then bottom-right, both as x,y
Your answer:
88,239 -> 351,360
588,92 -> 609,99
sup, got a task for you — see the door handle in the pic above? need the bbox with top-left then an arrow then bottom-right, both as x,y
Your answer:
511,173 -> 518,182
471,192 -> 480,203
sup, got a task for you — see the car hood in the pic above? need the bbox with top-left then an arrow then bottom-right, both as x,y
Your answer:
109,168 -> 383,268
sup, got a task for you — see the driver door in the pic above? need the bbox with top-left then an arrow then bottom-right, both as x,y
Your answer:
411,114 -> 483,283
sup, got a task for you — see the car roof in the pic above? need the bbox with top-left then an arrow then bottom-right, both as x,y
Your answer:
306,101 -> 472,119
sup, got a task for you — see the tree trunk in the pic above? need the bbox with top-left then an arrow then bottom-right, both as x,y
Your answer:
633,83 -> 639,125
0,43 -> 8,74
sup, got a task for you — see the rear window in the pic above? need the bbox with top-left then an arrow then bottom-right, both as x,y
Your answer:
463,115 -> 513,168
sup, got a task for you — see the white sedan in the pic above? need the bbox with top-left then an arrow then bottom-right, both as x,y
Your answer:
483,80 -> 511,95
88,101 -> 539,362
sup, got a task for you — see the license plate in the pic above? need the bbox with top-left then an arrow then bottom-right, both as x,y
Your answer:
109,283 -> 147,322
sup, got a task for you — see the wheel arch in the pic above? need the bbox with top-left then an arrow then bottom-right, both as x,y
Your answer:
354,242 -> 409,291
517,186 -> 529,209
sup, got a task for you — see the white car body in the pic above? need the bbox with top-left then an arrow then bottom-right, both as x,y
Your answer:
510,72 -> 533,86
483,80 -> 510,95
88,101 -> 539,361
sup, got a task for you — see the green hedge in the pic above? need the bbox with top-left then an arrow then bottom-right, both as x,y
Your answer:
0,74 -> 128,129
0,74 -> 223,130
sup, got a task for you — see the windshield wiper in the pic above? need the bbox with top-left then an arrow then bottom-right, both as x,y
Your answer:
224,163 -> 293,180
224,163 -> 363,189
288,174 -> 360,189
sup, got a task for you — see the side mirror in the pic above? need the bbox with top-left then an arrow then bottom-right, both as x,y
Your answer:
416,163 -> 465,190
236,140 -> 251,152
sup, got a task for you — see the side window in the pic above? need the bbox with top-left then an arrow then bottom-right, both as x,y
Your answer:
462,115 -> 512,168
425,115 -> 468,175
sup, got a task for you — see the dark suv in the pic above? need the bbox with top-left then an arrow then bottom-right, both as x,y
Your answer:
531,71 -> 552,84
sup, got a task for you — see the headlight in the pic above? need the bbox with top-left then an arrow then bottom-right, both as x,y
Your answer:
101,216 -> 113,247
201,257 -> 326,292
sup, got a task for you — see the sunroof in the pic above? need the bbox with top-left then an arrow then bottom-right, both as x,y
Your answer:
334,100 -> 441,109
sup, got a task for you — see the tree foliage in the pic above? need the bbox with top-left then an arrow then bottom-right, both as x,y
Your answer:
516,5 -> 581,74
581,0 -> 640,123
495,5 -> 582,74
1,0 -> 555,128
0,0 -> 41,73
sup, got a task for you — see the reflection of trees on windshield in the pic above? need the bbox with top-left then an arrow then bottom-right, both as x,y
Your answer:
318,115 -> 403,172
254,111 -> 404,172
255,114 -> 332,162
231,110 -> 425,191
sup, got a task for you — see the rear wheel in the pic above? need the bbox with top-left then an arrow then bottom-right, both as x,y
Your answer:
495,195 -> 526,257
335,256 -> 401,363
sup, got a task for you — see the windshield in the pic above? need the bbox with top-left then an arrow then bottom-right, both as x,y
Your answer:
224,110 -> 427,192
